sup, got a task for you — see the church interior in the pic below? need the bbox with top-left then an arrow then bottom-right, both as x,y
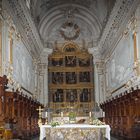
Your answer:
0,0 -> 140,140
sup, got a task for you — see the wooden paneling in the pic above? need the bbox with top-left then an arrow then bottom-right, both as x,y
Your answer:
100,87 -> 140,139
0,75 -> 43,139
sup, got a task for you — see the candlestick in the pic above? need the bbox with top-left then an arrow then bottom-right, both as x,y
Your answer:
61,112 -> 63,117
89,112 -> 92,117
89,111 -> 93,124
45,112 -> 48,118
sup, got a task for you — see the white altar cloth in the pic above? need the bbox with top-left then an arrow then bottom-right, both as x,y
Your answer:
40,124 -> 111,140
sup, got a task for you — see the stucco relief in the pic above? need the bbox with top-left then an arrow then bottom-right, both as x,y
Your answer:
45,19 -> 93,44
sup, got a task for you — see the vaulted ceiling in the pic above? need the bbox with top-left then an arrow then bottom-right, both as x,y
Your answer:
3,0 -> 140,59
31,0 -> 115,48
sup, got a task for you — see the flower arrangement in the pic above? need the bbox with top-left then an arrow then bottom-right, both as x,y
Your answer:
50,121 -> 60,127
69,112 -> 76,123
92,119 -> 106,125
69,112 -> 76,118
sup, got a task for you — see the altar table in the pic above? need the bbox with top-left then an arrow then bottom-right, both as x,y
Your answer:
40,124 -> 111,140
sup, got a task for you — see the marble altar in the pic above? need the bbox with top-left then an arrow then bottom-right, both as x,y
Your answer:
40,124 -> 111,140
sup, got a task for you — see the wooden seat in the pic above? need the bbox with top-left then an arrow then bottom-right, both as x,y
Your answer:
0,76 -> 43,139
100,88 -> 140,139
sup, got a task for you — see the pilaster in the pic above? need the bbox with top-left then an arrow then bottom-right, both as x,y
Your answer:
88,47 -> 106,104
32,58 -> 40,99
134,4 -> 140,76
38,48 -> 53,105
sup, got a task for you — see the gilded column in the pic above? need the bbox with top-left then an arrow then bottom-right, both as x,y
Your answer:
0,19 -> 2,75
134,5 -> 140,75
9,27 -> 13,65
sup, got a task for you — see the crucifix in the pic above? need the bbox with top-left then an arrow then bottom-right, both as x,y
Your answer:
37,106 -> 44,126
37,106 -> 44,117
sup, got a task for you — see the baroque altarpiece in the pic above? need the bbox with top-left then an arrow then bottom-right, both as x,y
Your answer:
48,43 -> 94,116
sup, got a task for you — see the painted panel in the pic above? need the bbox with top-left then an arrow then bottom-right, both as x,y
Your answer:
106,32 -> 134,91
13,40 -> 35,93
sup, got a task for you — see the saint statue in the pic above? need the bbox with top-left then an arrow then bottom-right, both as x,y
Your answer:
53,89 -> 63,102
80,88 -> 89,102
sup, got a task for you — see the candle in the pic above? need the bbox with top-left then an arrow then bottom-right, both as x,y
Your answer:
45,112 -> 48,118
89,112 -> 92,117
61,112 -> 63,117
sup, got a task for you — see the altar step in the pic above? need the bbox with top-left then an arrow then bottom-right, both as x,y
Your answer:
30,137 -> 39,140
16,135 -> 134,140
30,136 -> 118,140
111,135 -> 140,140
10,137 -> 140,140
31,136 -> 118,140
111,137 -> 118,140
26,136 -> 126,140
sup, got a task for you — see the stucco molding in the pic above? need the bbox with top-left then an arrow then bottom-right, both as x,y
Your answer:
3,0 -> 44,58
98,0 -> 140,58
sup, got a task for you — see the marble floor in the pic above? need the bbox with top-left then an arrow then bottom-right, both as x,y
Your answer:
111,137 -> 118,140
31,137 -> 39,140
31,136 -> 119,140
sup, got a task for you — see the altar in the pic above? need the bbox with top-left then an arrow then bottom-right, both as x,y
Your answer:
39,124 -> 111,140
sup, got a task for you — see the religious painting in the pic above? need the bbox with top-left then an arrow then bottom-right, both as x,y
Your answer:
52,72 -> 63,84
51,58 -> 63,66
79,57 -> 90,67
13,40 -> 35,93
66,89 -> 77,102
79,72 -> 90,82
106,31 -> 134,91
53,89 -> 64,102
66,72 -> 77,84
65,56 -> 76,67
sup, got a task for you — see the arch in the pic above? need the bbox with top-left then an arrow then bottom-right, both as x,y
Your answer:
62,42 -> 80,53
39,4 -> 102,44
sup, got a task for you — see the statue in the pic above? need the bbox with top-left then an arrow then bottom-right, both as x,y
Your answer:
80,88 -> 89,102
79,58 -> 90,67
52,72 -> 63,84
66,89 -> 77,102
66,72 -> 76,84
53,89 -> 63,102
65,56 -> 76,66
80,72 -> 90,82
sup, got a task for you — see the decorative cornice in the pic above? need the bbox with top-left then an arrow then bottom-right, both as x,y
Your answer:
88,47 -> 105,75
88,47 -> 102,63
3,0 -> 44,58
40,48 -> 53,65
98,0 -> 140,58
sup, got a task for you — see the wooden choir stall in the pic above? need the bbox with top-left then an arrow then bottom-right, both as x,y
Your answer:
100,87 -> 140,139
0,75 -> 43,140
